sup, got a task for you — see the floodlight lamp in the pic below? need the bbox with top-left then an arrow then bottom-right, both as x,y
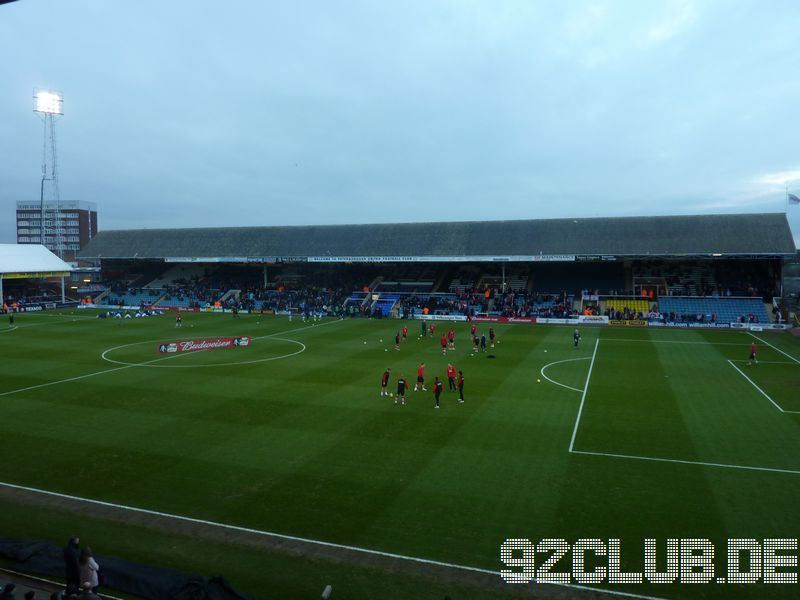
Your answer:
33,89 -> 63,115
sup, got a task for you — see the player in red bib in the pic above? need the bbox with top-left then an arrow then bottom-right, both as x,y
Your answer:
380,368 -> 391,396
440,333 -> 448,355
447,363 -> 457,391
414,362 -> 427,391
447,329 -> 455,349
470,323 -> 477,336
401,325 -> 408,341
748,342 -> 758,365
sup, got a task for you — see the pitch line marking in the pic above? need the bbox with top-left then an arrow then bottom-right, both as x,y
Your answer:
0,480 -> 666,600
101,337 -> 306,368
729,359 -> 798,365
571,449 -> 800,476
540,357 -> 590,393
748,332 -> 800,365
568,339 -> 599,452
600,338 -> 745,346
0,318 -> 344,397
727,360 -> 800,414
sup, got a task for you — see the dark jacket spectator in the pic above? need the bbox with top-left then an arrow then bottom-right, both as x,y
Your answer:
0,583 -> 16,599
63,537 -> 81,588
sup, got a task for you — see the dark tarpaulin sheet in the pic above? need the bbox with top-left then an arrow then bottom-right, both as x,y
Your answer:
0,538 -> 262,600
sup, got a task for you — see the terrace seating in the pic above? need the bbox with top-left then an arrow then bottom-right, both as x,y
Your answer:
606,299 -> 650,315
374,293 -> 400,317
108,289 -> 163,306
658,297 -> 769,323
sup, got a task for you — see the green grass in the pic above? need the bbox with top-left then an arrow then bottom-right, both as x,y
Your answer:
1,310 -> 799,599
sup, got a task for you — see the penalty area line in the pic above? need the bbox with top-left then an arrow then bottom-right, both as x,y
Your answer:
571,449 -> 800,476
727,360 -> 800,414
0,479 -> 666,600
748,332 -> 800,365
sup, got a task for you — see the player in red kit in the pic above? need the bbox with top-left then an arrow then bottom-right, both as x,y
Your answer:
447,329 -> 455,350
429,322 -> 436,337
414,362 -> 427,391
440,334 -> 448,355
470,323 -> 477,337
446,363 -> 457,391
748,342 -> 758,365
489,327 -> 496,348
401,325 -> 408,341
380,368 -> 391,396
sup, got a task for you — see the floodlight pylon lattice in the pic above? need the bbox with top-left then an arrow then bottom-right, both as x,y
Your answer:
33,89 -> 64,258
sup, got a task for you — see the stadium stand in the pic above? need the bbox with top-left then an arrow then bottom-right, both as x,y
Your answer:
80,213 -> 796,260
606,299 -> 651,316
658,297 -> 770,323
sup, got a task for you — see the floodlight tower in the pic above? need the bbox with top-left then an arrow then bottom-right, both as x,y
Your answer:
33,89 -> 64,258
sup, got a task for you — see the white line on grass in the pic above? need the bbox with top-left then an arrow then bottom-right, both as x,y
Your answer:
0,479 -> 666,600
540,357 -> 589,393
568,339 -> 599,452
571,449 -> 800,476
0,318 -> 345,397
726,360 -> 800,414
748,332 -> 800,365
600,338 -> 745,346
730,359 -> 798,365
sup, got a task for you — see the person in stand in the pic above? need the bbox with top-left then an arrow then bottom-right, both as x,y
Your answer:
433,376 -> 443,408
395,375 -> 407,405
380,368 -> 391,397
78,547 -> 100,594
457,370 -> 465,403
748,341 -> 758,365
446,363 -> 457,391
574,329 -> 581,348
440,333 -> 448,355
63,536 -> 81,590
414,362 -> 427,391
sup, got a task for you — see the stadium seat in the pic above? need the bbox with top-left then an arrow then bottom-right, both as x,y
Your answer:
658,297 -> 769,323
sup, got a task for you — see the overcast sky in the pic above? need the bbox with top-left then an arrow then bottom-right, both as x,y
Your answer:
1,0 -> 799,245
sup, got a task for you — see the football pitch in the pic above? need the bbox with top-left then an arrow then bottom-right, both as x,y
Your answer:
1,309 -> 799,600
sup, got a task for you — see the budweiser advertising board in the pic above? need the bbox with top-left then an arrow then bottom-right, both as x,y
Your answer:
156,336 -> 251,354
